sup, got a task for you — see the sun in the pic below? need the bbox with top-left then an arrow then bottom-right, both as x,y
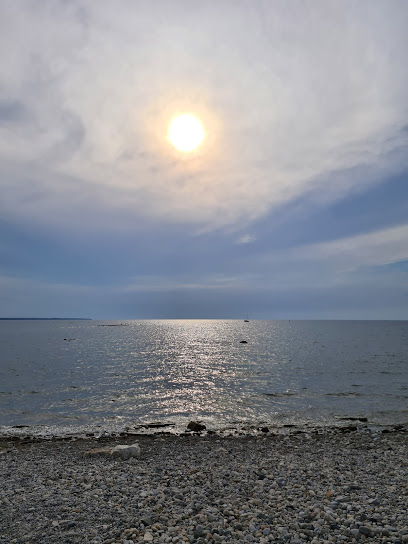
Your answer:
168,114 -> 205,152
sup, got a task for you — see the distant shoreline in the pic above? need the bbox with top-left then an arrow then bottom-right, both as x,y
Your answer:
0,318 -> 92,320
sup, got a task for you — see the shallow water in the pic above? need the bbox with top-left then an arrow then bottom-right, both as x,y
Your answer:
0,319 -> 407,435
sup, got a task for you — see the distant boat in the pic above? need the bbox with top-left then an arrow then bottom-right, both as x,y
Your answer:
244,319 -> 249,323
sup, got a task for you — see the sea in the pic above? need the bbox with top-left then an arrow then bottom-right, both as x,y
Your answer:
0,319 -> 407,437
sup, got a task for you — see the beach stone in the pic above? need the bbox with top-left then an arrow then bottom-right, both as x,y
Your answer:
1,432 -> 407,544
359,525 -> 371,535
187,421 -> 206,432
83,447 -> 113,457
368,498 -> 380,505
111,443 -> 141,459
194,524 -> 204,537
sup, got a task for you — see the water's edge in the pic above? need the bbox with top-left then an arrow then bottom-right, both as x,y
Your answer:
1,419 -> 406,442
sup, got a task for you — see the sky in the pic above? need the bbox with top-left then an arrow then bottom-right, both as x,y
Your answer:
1,0 -> 407,319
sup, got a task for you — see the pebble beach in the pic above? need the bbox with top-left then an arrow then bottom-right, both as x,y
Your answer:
1,429 -> 407,544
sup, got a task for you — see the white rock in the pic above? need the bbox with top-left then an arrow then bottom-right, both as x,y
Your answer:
143,532 -> 153,541
111,443 -> 141,460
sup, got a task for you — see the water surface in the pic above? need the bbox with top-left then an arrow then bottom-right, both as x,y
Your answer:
0,319 -> 407,435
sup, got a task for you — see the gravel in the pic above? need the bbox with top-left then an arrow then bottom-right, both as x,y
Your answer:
0,430 -> 407,543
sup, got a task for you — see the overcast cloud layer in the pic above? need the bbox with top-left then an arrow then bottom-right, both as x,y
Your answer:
1,0 -> 407,318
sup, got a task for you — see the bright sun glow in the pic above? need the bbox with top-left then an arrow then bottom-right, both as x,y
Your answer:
168,114 -> 205,152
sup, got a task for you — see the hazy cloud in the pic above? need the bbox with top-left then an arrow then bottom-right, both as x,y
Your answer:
0,100 -> 28,123
1,1 -> 407,232
237,222 -> 408,295
290,223 -> 408,271
237,234 -> 256,244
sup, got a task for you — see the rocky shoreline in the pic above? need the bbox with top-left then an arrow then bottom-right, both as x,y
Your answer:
1,430 -> 407,544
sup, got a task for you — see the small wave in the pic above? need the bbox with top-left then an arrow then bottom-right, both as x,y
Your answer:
334,416 -> 368,422
263,391 -> 297,397
326,392 -> 364,397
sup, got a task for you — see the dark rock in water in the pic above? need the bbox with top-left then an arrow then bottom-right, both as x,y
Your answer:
98,323 -> 128,326
260,427 -> 269,433
187,421 -> 206,432
240,340 -> 248,344
141,422 -> 176,429
338,416 -> 368,422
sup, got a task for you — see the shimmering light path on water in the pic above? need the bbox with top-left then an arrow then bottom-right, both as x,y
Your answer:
0,320 -> 407,434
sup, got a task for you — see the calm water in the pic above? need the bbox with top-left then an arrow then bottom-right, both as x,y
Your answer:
0,320 -> 407,436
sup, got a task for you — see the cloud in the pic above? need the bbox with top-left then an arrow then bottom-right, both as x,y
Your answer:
0,100 -> 28,123
290,222 -> 408,271
233,222 -> 408,297
0,1 -> 407,233
0,275 -> 100,317
0,271 -> 256,318
236,234 -> 256,244
122,272 -> 260,292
